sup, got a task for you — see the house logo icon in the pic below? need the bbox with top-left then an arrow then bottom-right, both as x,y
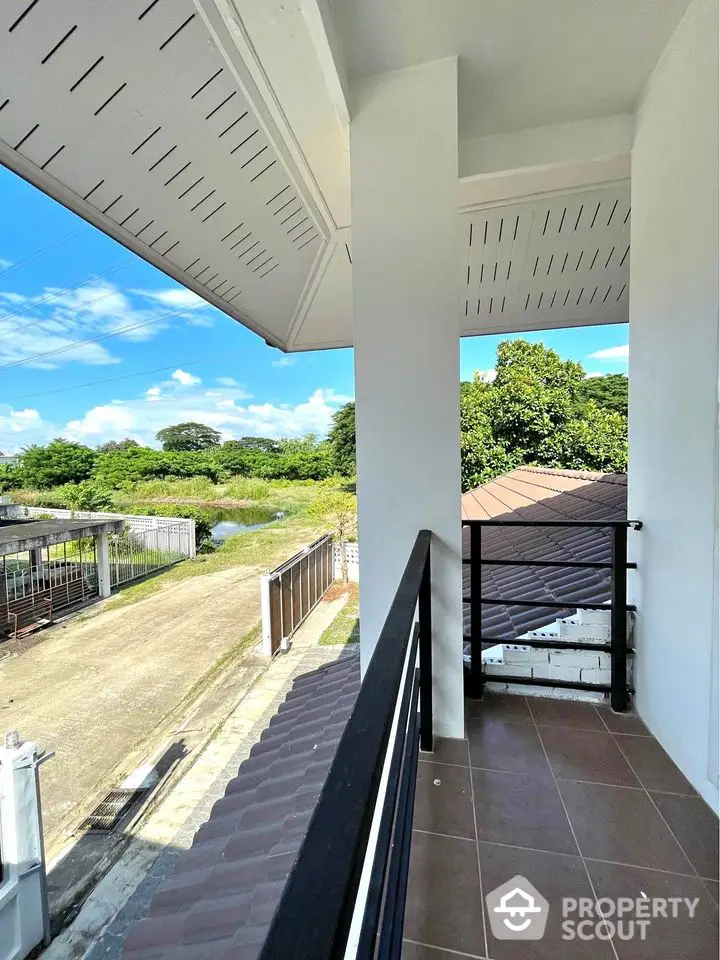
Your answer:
486,875 -> 549,940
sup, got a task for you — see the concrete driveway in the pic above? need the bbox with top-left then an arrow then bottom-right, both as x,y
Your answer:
0,562 -> 269,856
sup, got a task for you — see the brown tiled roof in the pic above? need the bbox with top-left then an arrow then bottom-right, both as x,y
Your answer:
122,654 -> 360,960
462,468 -> 627,641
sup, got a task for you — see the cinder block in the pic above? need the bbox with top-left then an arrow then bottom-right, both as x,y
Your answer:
549,650 -> 601,669
548,665 -> 582,682
484,663 -> 533,678
558,622 -> 611,642
503,645 -> 551,665
530,664 -> 552,679
578,609 -> 611,626
580,667 -> 612,685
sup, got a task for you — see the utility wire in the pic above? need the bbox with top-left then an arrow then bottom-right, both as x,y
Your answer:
0,258 -> 133,330
7,351 -> 245,402
0,227 -> 85,280
0,304 -> 205,371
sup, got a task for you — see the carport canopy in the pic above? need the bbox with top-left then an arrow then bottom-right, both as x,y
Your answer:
0,519 -> 124,558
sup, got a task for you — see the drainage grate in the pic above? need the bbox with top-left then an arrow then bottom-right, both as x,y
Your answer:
79,788 -> 149,832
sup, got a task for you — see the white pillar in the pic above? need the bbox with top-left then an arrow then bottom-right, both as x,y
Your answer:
628,0 -> 719,809
96,532 -> 112,598
351,58 -> 464,739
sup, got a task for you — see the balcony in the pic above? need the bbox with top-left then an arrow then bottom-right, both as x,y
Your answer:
406,693 -> 719,959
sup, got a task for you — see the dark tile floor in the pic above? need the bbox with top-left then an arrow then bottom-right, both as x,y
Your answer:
403,694 -> 719,959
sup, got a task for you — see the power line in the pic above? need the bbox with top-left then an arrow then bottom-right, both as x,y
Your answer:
0,227 -> 85,280
0,258 -> 133,331
0,303 -> 206,371
7,351 -> 245,402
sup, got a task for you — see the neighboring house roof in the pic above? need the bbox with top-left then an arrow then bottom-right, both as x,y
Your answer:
462,467 -> 627,641
122,654 -> 360,960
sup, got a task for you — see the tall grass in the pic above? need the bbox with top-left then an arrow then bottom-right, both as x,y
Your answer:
127,477 -> 216,500
222,477 -> 270,501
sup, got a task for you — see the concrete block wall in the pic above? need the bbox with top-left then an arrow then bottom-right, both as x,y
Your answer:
483,609 -> 633,702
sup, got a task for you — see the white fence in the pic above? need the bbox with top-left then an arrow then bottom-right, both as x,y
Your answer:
5,505 -> 196,559
333,542 -> 359,582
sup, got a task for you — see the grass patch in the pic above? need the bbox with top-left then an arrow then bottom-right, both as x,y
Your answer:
319,582 -> 359,646
98,510 -> 330,612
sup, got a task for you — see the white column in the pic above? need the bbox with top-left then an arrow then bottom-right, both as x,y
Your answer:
96,532 -> 112,598
351,58 -> 464,739
628,0 -> 719,809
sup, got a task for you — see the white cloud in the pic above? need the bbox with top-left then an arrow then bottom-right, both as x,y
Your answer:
584,372 -> 604,379
171,368 -> 201,387
216,377 -> 238,386
0,281 -> 206,369
475,368 -> 497,383
272,356 -> 296,368
132,288 -> 207,310
588,345 -> 629,362
0,258 -> 12,271
61,386 -> 351,448
0,405 -> 54,452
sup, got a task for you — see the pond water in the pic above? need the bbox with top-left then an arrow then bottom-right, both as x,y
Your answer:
209,506 -> 285,542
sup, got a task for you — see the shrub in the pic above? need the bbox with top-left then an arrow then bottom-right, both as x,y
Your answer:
223,477 -> 270,501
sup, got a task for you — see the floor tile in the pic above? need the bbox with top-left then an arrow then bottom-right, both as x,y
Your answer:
595,707 -> 650,736
468,717 -> 551,777
586,858 -> 719,959
614,736 -> 696,795
472,768 -> 578,855
415,760 -> 476,840
539,727 -> 640,787
558,780 -> 694,874
528,697 -> 607,731
466,693 -> 532,723
477,842 -> 614,959
404,830 -> 485,957
420,735 -> 470,767
402,941 -> 483,959
650,792 -> 719,880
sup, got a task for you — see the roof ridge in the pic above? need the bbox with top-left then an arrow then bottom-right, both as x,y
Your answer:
516,466 -> 627,484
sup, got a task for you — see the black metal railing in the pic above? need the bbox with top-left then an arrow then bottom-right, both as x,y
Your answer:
259,530 -> 433,960
462,519 -> 642,712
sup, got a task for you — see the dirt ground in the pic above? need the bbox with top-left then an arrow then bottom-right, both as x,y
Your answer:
0,547 -> 305,857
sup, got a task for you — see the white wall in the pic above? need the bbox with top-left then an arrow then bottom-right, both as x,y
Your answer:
628,0 -> 719,810
351,59 -> 464,739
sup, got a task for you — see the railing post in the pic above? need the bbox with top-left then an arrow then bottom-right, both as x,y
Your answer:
610,523 -> 628,712
469,524 -> 484,699
418,542 -> 432,752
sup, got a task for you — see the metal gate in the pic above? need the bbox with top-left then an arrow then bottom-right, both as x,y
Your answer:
261,534 -> 335,656
108,521 -> 189,588
1,543 -> 99,636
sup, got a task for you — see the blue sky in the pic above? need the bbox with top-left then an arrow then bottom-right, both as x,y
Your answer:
0,167 -> 628,453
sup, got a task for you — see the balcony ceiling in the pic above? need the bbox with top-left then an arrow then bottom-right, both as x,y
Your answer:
330,0 -> 692,139
0,1 -> 658,351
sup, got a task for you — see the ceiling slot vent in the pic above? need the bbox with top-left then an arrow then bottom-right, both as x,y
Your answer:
159,14 -> 195,52
616,283 -> 627,301
178,177 -> 203,200
132,126 -> 161,156
557,207 -> 566,233
231,130 -> 258,154
206,92 -> 236,121
138,0 -> 162,22
94,83 -> 126,117
606,199 -> 619,225
230,232 -> 253,251
590,202 -> 601,228
9,0 -> 41,33
574,205 -> 584,230
250,160 -> 276,182
70,57 -> 103,92
149,145 -> 176,172
164,161 -> 191,186
542,210 -> 550,236
219,113 -> 247,138
41,25 -> 77,64
189,189 -> 215,212
201,201 -> 226,223
221,223 -> 245,242
191,68 -> 223,99
42,144 -> 65,170
14,123 -> 38,151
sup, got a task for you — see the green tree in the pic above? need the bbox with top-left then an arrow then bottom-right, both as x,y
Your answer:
20,439 -> 96,489
328,402 -> 356,476
576,373 -> 628,417
307,489 -> 357,581
96,438 -> 141,453
459,339 -> 628,490
156,422 -> 222,452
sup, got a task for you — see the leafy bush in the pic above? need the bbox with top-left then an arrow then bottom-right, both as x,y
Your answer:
128,477 -> 217,501
20,439 -> 96,489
